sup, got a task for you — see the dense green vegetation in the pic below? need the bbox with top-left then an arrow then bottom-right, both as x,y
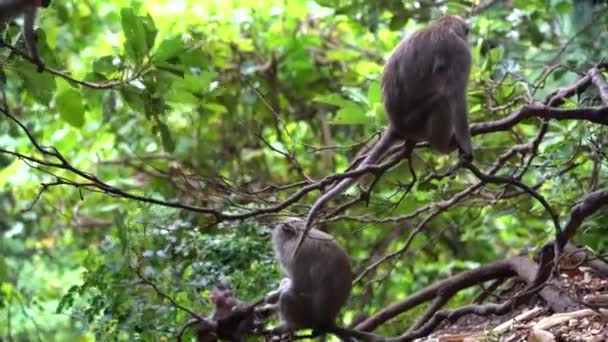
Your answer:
1,0 -> 607,340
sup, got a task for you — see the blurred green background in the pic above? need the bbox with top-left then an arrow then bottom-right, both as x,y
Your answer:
1,0 -> 607,340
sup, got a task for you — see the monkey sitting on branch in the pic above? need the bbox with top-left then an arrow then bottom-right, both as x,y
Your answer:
0,0 -> 51,71
269,218 -> 384,341
295,14 -> 475,255
180,282 -> 269,342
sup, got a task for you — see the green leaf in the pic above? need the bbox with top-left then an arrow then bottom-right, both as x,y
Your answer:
0,259 -> 7,282
153,38 -> 186,62
367,81 -> 382,104
56,89 -> 85,127
121,8 -> 149,63
554,1 -> 573,14
56,285 -> 80,314
157,121 -> 176,153
154,62 -> 186,77
331,103 -> 367,125
93,56 -> 117,75
120,86 -> 145,112
144,96 -> 165,119
113,211 -> 129,255
15,61 -> 56,105
102,91 -> 117,123
142,14 -> 158,50
313,94 -> 352,108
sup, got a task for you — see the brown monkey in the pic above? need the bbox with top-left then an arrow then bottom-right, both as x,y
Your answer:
208,283 -> 239,320
195,283 -> 257,342
271,218 -> 383,341
296,15 -> 474,254
0,0 -> 51,71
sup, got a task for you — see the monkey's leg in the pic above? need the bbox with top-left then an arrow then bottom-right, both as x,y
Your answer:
426,99 -> 455,154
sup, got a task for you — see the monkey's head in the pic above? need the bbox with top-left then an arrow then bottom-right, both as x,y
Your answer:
271,218 -> 304,272
436,14 -> 470,39
209,284 -> 237,308
273,218 -> 301,240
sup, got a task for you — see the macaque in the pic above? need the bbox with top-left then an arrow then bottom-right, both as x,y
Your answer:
0,0 -> 51,71
271,218 -> 383,341
196,283 -> 257,342
296,15 -> 474,254
209,283 -> 240,320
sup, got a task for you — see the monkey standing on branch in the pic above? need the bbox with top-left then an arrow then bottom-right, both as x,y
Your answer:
270,218 -> 384,341
0,0 -> 51,71
295,15 -> 474,254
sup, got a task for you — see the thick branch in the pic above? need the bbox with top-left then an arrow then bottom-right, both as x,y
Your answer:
471,105 -> 608,135
356,256 -> 579,340
354,258 -> 516,332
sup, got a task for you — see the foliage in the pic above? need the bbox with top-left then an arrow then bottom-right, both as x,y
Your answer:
1,0 -> 607,340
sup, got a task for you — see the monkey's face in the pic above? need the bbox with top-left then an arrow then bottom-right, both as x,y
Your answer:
272,219 -> 305,272
210,286 -> 235,306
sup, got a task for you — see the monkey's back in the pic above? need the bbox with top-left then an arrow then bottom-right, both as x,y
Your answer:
381,19 -> 471,140
272,221 -> 353,330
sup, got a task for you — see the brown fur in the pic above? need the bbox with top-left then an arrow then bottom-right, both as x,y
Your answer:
196,284 -> 255,342
271,218 -> 383,341
381,14 -> 472,154
296,15 -> 474,255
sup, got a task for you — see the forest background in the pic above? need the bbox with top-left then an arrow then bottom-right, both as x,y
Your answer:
1,0 -> 608,340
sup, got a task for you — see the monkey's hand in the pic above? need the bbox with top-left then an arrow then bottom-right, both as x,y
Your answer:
264,278 -> 291,305
255,304 -> 278,319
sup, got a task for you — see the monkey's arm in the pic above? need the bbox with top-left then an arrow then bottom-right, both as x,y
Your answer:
263,289 -> 281,305
264,278 -> 291,304
450,92 -> 473,161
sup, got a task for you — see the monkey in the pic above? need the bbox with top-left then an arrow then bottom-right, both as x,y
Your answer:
208,283 -> 240,321
270,218 -> 384,341
0,0 -> 52,71
295,15 -> 474,255
193,283 -> 258,342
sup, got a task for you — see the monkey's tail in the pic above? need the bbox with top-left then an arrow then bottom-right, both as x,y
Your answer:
292,129 -> 397,256
291,129 -> 398,256
304,127 -> 397,228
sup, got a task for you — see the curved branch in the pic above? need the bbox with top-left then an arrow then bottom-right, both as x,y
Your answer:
356,256 -> 579,340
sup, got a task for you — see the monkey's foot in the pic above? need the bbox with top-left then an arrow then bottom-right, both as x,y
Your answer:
457,151 -> 473,165
34,59 -> 46,73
